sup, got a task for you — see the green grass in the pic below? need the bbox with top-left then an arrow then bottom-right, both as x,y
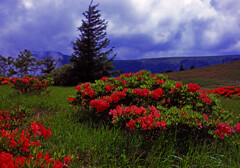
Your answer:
1,85 -> 240,167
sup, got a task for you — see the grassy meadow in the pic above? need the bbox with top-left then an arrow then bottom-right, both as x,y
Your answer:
1,61 -> 240,167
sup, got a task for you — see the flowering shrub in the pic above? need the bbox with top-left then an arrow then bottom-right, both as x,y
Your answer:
0,107 -> 71,167
209,86 -> 240,98
1,76 -> 48,94
0,105 -> 34,130
69,70 -> 240,140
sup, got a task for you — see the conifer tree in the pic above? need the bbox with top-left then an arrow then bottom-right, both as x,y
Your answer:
41,56 -> 60,75
70,1 -> 116,83
15,49 -> 40,77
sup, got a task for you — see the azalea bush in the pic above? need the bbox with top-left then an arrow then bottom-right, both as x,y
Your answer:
0,107 -> 71,167
1,76 -> 48,94
209,86 -> 240,98
69,70 -> 240,140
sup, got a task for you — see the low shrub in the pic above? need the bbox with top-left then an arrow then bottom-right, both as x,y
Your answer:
69,70 -> 240,141
1,76 -> 48,94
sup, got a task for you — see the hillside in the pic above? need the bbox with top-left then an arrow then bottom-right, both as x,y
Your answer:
165,60 -> 240,88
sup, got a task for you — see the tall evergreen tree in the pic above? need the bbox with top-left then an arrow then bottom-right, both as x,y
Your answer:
70,1 -> 116,83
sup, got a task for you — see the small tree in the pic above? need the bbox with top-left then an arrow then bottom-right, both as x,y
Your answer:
15,49 -> 40,77
190,65 -> 195,70
179,64 -> 185,71
0,55 -> 8,76
41,56 -> 61,75
0,56 -> 17,77
70,1 -> 116,84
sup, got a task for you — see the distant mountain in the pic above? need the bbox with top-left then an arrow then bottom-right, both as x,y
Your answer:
32,51 -> 71,68
112,55 -> 240,74
31,51 -> 240,74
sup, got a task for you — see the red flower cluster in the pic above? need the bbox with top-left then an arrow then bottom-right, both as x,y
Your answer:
215,122 -> 233,139
0,107 -> 71,168
90,90 -> 127,112
175,82 -> 183,88
151,88 -> 164,99
198,91 -> 212,104
31,121 -> 52,139
110,105 -> 166,131
90,99 -> 110,112
105,84 -> 114,93
106,91 -> 126,104
81,84 -> 95,98
155,79 -> 165,85
101,76 -> 108,81
68,97 -> 76,102
187,83 -> 200,93
132,88 -> 150,97
209,86 -> 240,98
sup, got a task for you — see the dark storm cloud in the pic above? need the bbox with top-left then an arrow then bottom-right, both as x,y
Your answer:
0,0 -> 240,59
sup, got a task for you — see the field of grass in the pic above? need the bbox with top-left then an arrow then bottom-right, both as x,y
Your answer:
165,60 -> 240,89
1,75 -> 240,168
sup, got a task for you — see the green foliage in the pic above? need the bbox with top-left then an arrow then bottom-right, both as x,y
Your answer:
48,64 -> 74,86
70,1 -> 116,84
0,56 -> 16,77
14,49 -> 41,77
40,56 -> 61,75
0,55 -> 8,76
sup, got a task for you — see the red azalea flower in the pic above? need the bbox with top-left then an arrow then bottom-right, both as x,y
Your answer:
175,82 -> 183,88
64,155 -> 71,163
151,88 -> 164,99
53,159 -> 64,168
68,97 -> 76,102
203,114 -> 208,121
187,83 -> 200,93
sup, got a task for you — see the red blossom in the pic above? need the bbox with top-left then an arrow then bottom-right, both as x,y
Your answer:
105,84 -> 114,93
203,114 -> 208,121
126,119 -> 136,130
151,88 -> 164,99
101,77 -> 108,81
175,82 -> 183,88
68,97 -> 76,102
187,83 -> 200,93
75,85 -> 81,91
202,97 -> 212,104
90,99 -> 110,112
64,155 -> 71,163
132,88 -> 150,97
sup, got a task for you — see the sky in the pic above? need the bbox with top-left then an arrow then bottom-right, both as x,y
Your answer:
0,0 -> 240,60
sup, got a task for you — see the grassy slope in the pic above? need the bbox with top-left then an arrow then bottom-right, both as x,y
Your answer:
165,60 -> 240,89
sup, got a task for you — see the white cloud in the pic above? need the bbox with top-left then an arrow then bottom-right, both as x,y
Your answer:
107,0 -> 219,44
